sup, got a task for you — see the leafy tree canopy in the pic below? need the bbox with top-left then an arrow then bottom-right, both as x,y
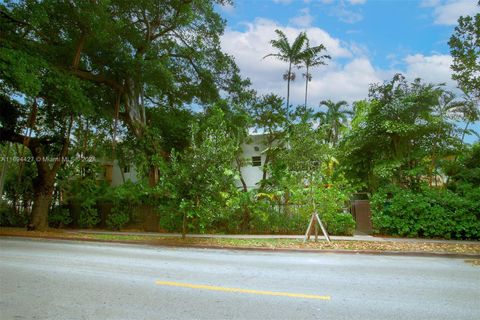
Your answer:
340,74 -> 462,190
1,0 -> 238,134
448,1 -> 480,99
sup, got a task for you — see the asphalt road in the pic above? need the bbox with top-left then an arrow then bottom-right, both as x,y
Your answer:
0,238 -> 479,320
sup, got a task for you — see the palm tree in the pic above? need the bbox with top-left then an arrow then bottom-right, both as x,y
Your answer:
318,100 -> 352,146
264,29 -> 308,116
299,39 -> 330,109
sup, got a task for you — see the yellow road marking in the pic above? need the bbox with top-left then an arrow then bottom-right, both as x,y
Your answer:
155,280 -> 331,300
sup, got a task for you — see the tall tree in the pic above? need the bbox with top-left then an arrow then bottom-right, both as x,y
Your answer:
264,30 -> 307,115
159,106 -> 238,238
299,39 -> 330,109
250,94 -> 288,188
0,96 -> 75,230
448,4 -> 480,150
0,0 -> 239,229
448,1 -> 480,100
318,100 -> 352,146
339,74 -> 459,191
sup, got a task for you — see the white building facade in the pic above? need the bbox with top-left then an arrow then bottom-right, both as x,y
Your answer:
235,133 -> 268,190
105,134 -> 267,190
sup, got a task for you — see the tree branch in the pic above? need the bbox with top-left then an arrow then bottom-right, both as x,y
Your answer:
68,68 -> 123,91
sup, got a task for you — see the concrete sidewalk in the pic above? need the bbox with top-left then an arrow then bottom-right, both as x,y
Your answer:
69,229 -> 480,245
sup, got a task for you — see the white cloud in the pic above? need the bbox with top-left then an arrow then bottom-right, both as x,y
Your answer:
426,0 -> 478,25
289,8 -> 314,28
403,54 -> 457,88
221,18 -> 460,106
221,18 -> 376,104
330,3 -> 363,24
303,58 -> 382,103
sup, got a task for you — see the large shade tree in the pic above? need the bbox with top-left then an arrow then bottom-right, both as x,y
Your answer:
448,1 -> 480,100
339,74 -> 461,191
448,2 -> 480,145
0,0 -> 240,230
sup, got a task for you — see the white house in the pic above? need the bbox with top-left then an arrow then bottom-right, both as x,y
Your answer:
102,159 -> 139,187
235,133 -> 268,189
103,134 -> 268,189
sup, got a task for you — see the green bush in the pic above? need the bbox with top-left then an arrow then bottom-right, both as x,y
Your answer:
48,206 -> 72,228
105,182 -> 145,230
323,211 -> 356,236
0,201 -> 27,227
158,201 -> 182,232
78,199 -> 100,228
156,182 -> 357,236
305,182 -> 356,236
106,205 -> 130,230
371,185 -> 480,240
248,202 -> 309,234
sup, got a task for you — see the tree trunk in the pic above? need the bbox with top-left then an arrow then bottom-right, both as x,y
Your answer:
261,153 -> 270,190
304,65 -> 309,109
241,205 -> 251,232
120,165 -> 126,184
30,182 -> 54,230
286,62 -> 292,117
0,101 -> 72,230
148,165 -> 159,187
123,78 -> 146,137
0,143 -> 11,197
235,156 -> 248,192
235,156 -> 251,231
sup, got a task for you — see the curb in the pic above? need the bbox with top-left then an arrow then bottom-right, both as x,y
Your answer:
2,234 -> 479,259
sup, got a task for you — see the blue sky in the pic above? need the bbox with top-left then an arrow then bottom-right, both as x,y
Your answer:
216,0 -> 479,142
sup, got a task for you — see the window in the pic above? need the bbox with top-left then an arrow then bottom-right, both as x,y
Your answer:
124,165 -> 131,173
252,156 -> 261,167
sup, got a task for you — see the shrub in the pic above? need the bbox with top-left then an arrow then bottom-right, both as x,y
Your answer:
248,201 -> 308,234
0,201 -> 27,227
48,206 -> 72,228
323,211 -> 356,236
157,182 -> 357,236
78,199 -> 100,228
106,205 -> 130,230
371,185 -> 480,240
158,201 -> 182,232
105,182 -> 144,230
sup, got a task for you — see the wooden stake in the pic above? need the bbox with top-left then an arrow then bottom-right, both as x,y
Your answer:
304,214 -> 315,242
303,212 -> 331,243
315,213 -> 330,243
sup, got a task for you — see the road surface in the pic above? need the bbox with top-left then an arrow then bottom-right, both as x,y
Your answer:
0,238 -> 479,320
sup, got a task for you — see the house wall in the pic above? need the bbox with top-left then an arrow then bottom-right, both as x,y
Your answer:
104,134 -> 266,190
111,160 -> 139,187
235,134 -> 268,190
